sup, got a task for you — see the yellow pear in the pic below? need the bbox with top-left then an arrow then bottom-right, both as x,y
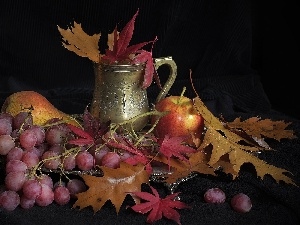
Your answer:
1,91 -> 80,126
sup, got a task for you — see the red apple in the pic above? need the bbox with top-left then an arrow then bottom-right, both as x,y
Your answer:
151,95 -> 204,146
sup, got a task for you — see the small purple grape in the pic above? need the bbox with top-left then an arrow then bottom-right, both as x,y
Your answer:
204,187 -> 226,204
231,193 -> 252,213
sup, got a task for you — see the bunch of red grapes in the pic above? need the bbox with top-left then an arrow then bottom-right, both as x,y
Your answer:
0,111 -> 252,213
0,111 -> 133,211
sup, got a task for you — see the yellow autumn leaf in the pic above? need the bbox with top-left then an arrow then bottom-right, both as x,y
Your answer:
227,117 -> 297,141
57,22 -> 101,62
73,163 -> 149,214
192,96 -> 297,186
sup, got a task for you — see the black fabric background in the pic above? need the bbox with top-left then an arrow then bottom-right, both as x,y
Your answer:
1,1 -> 300,225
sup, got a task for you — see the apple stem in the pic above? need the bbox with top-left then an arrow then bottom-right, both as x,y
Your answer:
178,86 -> 186,104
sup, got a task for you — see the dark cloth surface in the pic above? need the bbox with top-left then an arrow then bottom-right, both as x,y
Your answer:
1,1 -> 300,225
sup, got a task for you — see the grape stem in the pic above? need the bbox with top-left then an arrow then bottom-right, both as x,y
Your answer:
28,146 -> 82,179
110,110 -> 168,143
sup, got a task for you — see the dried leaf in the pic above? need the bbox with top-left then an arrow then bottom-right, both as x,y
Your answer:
107,27 -> 119,51
193,96 -> 297,186
58,10 -> 157,89
165,150 -> 215,184
227,117 -> 296,141
227,146 -> 294,184
73,163 -> 149,213
57,22 -> 100,62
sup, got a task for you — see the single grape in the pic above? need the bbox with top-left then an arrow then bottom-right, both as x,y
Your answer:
35,184 -> 54,207
30,125 -> 45,145
38,174 -> 54,189
119,150 -> 133,161
231,193 -> 252,213
62,154 -> 76,170
75,151 -> 94,171
19,128 -> 38,149
22,151 -> 39,168
26,146 -> 44,159
0,134 -> 15,155
20,195 -> 36,209
6,159 -> 28,174
0,118 -> 13,135
42,150 -> 61,170
13,111 -> 33,130
0,113 -> 14,123
204,187 -> 226,204
54,185 -> 70,205
45,127 -> 68,145
90,145 -> 109,166
5,171 -> 26,191
35,143 -> 48,157
101,152 -> 121,169
6,147 -> 24,161
53,181 -> 66,189
53,123 -> 71,134
0,190 -> 20,211
22,179 -> 42,199
67,179 -> 87,198
48,144 -> 64,154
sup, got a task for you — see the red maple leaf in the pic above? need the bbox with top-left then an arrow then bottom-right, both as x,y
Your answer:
130,185 -> 190,225
67,109 -> 110,146
132,49 -> 156,89
67,124 -> 94,146
124,154 -> 152,174
82,107 -> 110,140
101,9 -> 157,89
158,135 -> 196,168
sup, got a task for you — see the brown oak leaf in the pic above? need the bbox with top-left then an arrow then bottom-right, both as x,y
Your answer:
165,150 -> 215,184
226,117 -> 296,141
192,96 -> 297,186
57,22 -> 101,62
58,10 -> 157,89
73,162 -> 149,213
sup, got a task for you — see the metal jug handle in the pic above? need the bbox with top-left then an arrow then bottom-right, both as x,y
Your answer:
154,56 -> 177,103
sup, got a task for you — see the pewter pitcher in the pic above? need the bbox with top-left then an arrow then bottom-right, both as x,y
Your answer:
90,57 -> 177,131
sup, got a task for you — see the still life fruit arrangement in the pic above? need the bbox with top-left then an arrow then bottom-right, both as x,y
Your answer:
0,9 -> 298,225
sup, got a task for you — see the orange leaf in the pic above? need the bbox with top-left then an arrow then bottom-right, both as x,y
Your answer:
73,163 -> 149,213
57,22 -> 101,62
107,27 -> 119,51
165,150 -> 215,184
227,117 -> 297,141
193,96 -> 297,186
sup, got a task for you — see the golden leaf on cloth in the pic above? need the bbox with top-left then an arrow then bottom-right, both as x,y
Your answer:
192,96 -> 296,186
227,117 -> 297,141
